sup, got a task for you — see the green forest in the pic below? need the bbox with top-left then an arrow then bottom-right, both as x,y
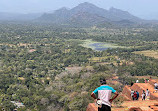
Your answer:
0,23 -> 158,111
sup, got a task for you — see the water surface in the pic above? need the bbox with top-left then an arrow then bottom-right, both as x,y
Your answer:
82,39 -> 125,51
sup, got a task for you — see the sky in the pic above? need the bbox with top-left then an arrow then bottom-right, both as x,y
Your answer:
0,0 -> 158,20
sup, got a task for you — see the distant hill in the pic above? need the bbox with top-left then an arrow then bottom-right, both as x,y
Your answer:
37,2 -> 142,26
0,12 -> 42,21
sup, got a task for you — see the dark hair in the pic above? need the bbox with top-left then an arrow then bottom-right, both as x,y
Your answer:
100,78 -> 106,84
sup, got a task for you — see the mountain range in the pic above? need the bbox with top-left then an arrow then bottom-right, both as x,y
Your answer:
37,2 -> 142,26
0,2 -> 152,26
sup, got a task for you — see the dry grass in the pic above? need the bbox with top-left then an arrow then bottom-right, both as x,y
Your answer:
18,77 -> 25,81
134,50 -> 158,59
89,56 -> 115,62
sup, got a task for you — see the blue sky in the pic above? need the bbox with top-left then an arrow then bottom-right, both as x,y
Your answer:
0,0 -> 158,20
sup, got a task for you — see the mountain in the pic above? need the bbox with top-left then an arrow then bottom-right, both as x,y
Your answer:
37,2 -> 142,26
108,7 -> 141,21
69,12 -> 109,27
37,8 -> 70,23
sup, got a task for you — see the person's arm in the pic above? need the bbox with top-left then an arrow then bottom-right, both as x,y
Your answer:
109,91 -> 119,103
91,92 -> 97,99
91,88 -> 98,100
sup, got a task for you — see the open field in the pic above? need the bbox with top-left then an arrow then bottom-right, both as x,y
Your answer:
133,50 -> 158,59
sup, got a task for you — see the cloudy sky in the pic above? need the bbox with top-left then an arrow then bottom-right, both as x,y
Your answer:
0,0 -> 157,20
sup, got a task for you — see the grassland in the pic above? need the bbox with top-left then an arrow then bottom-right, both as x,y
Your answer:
133,50 -> 158,59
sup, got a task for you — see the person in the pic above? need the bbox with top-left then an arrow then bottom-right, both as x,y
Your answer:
133,91 -> 137,100
91,78 -> 119,111
149,76 -> 152,79
150,77 -> 152,80
142,90 -> 146,100
154,82 -> 158,93
131,90 -> 134,100
145,79 -> 147,83
146,89 -> 150,100
136,91 -> 139,100
136,79 -> 139,83
131,81 -> 134,86
148,77 -> 152,82
146,89 -> 150,96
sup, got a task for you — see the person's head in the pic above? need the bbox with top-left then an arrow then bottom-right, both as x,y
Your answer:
100,78 -> 106,85
147,89 -> 148,90
150,77 -> 152,79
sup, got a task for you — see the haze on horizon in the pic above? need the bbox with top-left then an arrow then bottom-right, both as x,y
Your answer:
0,0 -> 158,20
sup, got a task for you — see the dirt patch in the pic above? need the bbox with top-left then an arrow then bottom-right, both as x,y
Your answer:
65,66 -> 82,74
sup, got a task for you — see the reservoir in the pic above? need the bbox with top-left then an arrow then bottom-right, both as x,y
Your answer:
82,39 -> 125,51
89,43 -> 109,51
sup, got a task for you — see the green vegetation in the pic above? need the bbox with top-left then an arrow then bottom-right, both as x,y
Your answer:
0,22 -> 158,110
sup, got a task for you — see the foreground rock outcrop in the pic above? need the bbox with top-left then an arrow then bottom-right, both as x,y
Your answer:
86,79 -> 158,111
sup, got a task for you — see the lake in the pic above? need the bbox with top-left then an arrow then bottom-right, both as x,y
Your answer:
82,39 -> 125,51
89,43 -> 109,51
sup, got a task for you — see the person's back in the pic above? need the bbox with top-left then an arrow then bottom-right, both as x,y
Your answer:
94,85 -> 115,106
91,78 -> 119,111
136,91 -> 139,96
136,91 -> 139,100
133,91 -> 137,100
